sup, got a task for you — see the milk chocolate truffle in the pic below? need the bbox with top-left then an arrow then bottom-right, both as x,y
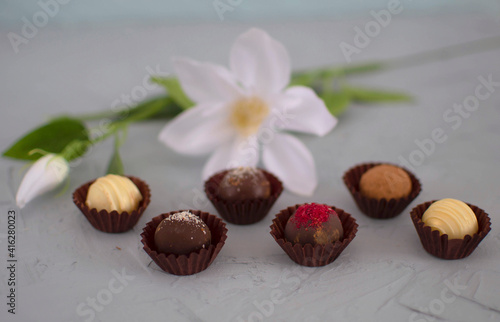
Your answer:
217,167 -> 271,201
422,198 -> 478,239
359,164 -> 412,200
285,203 -> 343,245
85,174 -> 143,213
154,211 -> 211,255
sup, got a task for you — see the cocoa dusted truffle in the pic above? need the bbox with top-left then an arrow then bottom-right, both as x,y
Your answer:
359,164 -> 412,200
285,203 -> 343,245
154,211 -> 211,255
217,167 -> 271,201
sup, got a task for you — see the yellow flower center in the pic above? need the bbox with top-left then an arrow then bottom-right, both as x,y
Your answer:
229,96 -> 270,137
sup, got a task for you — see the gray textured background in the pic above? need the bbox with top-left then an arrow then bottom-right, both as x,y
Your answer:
1,8 -> 499,322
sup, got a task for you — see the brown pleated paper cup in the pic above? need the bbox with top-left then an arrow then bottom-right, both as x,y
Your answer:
205,169 -> 283,225
270,204 -> 358,267
141,210 -> 228,275
73,176 -> 151,233
410,200 -> 491,260
343,162 -> 421,219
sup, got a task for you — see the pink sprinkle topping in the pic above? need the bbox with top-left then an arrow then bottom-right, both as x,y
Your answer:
291,203 -> 336,229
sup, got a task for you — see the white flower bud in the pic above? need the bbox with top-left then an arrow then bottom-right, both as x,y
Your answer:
16,154 -> 69,208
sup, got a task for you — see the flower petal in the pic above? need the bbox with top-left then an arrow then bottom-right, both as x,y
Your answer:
202,136 -> 259,180
173,57 -> 242,104
230,28 -> 291,96
262,133 -> 317,196
16,154 -> 69,208
158,102 -> 234,155
269,86 -> 337,136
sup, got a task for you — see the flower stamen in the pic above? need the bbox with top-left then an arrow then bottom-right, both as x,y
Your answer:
230,96 -> 270,137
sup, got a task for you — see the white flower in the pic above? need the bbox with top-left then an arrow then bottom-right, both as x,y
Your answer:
158,28 -> 337,195
16,154 -> 69,208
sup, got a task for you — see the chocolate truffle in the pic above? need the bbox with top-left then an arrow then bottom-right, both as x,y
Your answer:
217,167 -> 271,201
422,198 -> 478,239
85,174 -> 143,213
284,203 -> 343,245
359,164 -> 412,200
154,211 -> 211,255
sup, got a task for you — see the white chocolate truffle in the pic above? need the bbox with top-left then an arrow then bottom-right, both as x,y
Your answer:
86,174 -> 142,213
422,198 -> 478,239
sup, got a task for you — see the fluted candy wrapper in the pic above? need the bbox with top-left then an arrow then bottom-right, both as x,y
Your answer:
343,162 -> 421,219
270,204 -> 358,267
141,210 -> 227,275
205,169 -> 283,225
73,176 -> 151,233
410,200 -> 491,260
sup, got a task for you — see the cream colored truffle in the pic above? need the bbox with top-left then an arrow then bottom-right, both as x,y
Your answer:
85,174 -> 142,213
422,198 -> 478,239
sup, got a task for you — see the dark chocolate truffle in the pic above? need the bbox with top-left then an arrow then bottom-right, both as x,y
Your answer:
284,203 -> 343,245
154,211 -> 211,255
359,164 -> 412,200
217,167 -> 271,201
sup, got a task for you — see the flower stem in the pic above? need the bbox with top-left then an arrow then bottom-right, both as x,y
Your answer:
72,95 -> 173,122
382,34 -> 500,71
74,110 -> 121,122
293,34 -> 500,80
61,95 -> 171,162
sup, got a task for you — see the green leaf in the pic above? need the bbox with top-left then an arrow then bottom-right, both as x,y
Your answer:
106,134 -> 125,175
346,87 -> 413,103
115,96 -> 177,124
290,73 -> 315,87
3,117 -> 88,161
60,139 -> 90,162
150,76 -> 194,110
145,98 -> 184,119
292,62 -> 385,84
337,62 -> 385,76
321,91 -> 351,116
71,95 -> 182,123
106,146 -> 124,176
